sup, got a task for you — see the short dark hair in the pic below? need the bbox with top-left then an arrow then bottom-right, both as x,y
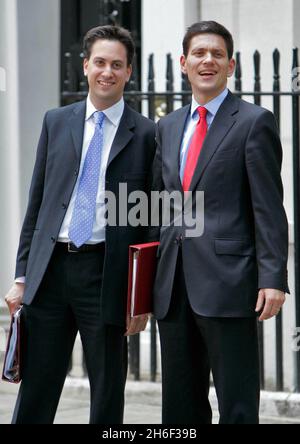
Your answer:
83,25 -> 135,66
182,21 -> 234,59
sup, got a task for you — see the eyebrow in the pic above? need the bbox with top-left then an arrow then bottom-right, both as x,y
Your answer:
93,57 -> 124,64
191,47 -> 226,53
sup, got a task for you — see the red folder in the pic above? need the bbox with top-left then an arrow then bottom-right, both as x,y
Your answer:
127,242 -> 160,317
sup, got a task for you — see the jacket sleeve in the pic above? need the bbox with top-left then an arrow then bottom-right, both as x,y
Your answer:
245,109 -> 289,293
147,121 -> 165,242
15,112 -> 49,278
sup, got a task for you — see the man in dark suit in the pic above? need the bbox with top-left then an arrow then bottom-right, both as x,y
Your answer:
4,25 -> 156,424
152,21 -> 288,424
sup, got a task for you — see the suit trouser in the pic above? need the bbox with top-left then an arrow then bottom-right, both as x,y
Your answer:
12,244 -> 127,424
158,252 -> 260,424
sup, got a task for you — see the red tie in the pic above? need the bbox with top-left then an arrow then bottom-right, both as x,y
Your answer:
182,106 -> 208,192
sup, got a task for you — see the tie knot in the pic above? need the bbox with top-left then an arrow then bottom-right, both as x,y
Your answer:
197,106 -> 207,119
94,111 -> 105,127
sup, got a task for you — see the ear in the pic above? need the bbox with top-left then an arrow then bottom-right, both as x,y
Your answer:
227,58 -> 236,78
83,58 -> 89,77
126,64 -> 133,82
180,55 -> 187,75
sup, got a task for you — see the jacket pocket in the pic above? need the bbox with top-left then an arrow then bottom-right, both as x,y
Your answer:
214,147 -> 237,160
214,239 -> 255,256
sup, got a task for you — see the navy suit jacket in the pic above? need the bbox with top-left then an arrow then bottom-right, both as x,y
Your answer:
152,91 -> 289,320
15,100 -> 156,326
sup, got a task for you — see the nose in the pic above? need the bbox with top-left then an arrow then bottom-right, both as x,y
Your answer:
203,52 -> 214,63
101,64 -> 113,77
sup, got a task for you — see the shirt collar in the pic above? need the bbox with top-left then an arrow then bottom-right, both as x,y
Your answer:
191,88 -> 229,119
86,95 -> 125,126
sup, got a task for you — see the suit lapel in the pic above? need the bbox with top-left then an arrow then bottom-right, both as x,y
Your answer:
68,100 -> 86,161
189,91 -> 239,191
167,105 -> 190,191
107,103 -> 135,168
68,101 -> 135,166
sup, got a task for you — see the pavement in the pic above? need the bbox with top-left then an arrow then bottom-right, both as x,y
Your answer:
1,377 -> 300,424
1,307 -> 300,425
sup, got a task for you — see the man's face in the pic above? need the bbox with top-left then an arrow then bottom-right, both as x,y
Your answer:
180,33 -> 235,102
84,39 -> 132,109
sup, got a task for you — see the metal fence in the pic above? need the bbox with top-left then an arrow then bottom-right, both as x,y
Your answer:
62,48 -> 300,391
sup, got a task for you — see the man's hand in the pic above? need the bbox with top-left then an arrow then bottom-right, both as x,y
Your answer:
255,288 -> 286,321
4,283 -> 24,315
125,313 -> 150,336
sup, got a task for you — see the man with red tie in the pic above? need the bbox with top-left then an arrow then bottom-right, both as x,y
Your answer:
152,21 -> 289,424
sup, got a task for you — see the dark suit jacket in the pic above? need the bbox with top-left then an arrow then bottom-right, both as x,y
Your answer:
152,91 -> 289,320
15,100 -> 156,327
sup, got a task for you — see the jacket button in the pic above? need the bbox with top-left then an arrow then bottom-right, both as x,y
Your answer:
51,237 -> 56,243
74,170 -> 78,176
62,203 -> 67,210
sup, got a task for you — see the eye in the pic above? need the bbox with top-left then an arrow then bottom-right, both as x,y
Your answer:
194,50 -> 205,57
113,62 -> 122,69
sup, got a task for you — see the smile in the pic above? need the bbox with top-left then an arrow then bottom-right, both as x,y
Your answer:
199,71 -> 217,77
97,80 -> 115,86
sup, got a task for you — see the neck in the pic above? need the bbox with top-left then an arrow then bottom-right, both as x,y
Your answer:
89,93 -> 123,111
193,87 -> 227,105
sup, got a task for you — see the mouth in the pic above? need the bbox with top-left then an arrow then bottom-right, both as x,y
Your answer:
199,71 -> 217,79
97,80 -> 115,87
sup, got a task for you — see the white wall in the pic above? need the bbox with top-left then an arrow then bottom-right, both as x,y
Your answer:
17,0 -> 61,217
0,0 -> 60,305
0,0 -> 21,307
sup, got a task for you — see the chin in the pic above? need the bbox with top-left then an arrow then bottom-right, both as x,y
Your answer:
99,95 -> 115,103
197,83 -> 216,92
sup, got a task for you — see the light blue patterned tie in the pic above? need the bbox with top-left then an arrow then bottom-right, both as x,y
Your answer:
69,111 -> 105,247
